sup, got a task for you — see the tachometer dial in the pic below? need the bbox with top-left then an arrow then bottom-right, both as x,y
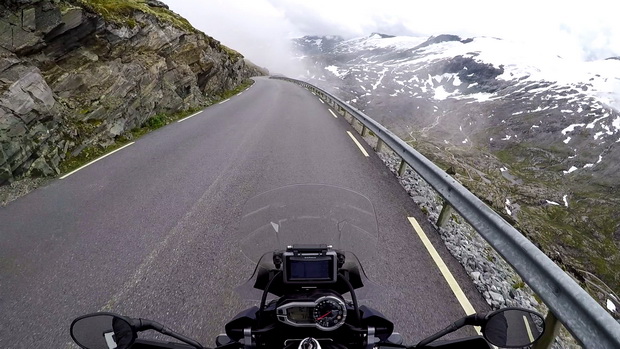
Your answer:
313,297 -> 346,330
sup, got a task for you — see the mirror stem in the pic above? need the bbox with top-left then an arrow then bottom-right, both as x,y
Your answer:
135,319 -> 205,349
464,313 -> 487,326
416,317 -> 468,347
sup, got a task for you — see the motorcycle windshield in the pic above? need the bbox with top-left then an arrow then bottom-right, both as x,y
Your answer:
236,185 -> 381,303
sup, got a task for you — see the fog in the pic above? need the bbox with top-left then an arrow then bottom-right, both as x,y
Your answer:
162,0 -> 619,74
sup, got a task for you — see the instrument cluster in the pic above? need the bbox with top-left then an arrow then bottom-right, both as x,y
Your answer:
276,295 -> 347,331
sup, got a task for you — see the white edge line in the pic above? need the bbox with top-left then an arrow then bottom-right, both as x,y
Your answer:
177,111 -> 202,123
346,131 -> 369,157
318,98 -> 325,104
219,98 -> 230,105
328,109 -> 338,118
407,216 -> 481,335
60,142 -> 135,179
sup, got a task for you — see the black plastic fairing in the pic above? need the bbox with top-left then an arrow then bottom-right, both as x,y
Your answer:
359,305 -> 394,341
224,307 -> 258,341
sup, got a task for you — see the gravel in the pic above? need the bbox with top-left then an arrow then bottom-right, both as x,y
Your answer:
0,177 -> 50,207
376,151 -> 579,349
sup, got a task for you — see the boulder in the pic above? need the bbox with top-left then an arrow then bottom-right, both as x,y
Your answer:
34,3 -> 61,33
145,0 -> 169,9
46,8 -> 84,40
0,20 -> 15,51
22,7 -> 37,31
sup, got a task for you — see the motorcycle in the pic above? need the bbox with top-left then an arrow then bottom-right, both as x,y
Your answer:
70,185 -> 546,349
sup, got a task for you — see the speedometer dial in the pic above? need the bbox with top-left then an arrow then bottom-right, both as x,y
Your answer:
313,297 -> 347,330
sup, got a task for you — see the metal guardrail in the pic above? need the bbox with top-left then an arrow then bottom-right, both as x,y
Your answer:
273,76 -> 620,349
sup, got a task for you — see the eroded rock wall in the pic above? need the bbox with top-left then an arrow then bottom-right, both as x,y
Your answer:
0,0 -> 265,183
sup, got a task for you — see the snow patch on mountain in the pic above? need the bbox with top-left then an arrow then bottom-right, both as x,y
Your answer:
292,33 -> 620,185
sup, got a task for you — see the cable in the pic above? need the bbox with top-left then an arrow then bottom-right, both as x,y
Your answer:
338,272 -> 361,326
258,270 -> 282,327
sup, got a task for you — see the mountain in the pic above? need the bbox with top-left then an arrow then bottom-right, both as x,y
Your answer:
0,0 -> 266,184
293,34 -> 620,297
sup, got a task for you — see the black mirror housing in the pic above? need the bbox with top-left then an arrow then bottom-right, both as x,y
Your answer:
70,312 -> 137,349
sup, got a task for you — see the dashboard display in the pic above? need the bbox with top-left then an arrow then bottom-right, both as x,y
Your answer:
276,296 -> 347,331
286,307 -> 313,323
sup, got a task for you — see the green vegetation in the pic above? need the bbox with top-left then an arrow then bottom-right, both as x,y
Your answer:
221,45 -> 243,61
72,0 -> 244,62
59,79 -> 254,175
59,138 -> 133,174
404,129 -> 620,297
512,280 -> 526,289
74,0 -> 195,31
220,79 -> 253,100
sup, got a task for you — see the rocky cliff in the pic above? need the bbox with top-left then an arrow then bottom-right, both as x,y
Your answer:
0,0 -> 265,183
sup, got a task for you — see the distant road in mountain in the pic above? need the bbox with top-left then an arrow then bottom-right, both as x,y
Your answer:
0,77 -> 488,348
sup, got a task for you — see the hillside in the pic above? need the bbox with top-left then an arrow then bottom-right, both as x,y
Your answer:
293,33 -> 620,307
0,0 -> 266,184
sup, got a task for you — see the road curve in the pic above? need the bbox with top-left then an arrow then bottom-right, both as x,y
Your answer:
0,77 -> 489,348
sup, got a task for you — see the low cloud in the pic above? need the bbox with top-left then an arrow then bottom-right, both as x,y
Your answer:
163,0 -> 619,73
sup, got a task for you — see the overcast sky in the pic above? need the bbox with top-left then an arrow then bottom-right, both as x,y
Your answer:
162,0 -> 619,74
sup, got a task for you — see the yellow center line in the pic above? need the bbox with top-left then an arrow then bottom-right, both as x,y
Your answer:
60,142 -> 135,179
328,109 -> 338,118
346,131 -> 369,157
407,217 -> 481,335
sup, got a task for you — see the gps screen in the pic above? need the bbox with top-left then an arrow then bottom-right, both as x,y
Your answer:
288,259 -> 331,280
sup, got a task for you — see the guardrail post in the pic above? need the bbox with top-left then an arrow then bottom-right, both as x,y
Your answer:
357,119 -> 365,132
345,111 -> 353,124
361,125 -> 368,137
437,202 -> 454,227
533,312 -> 562,349
375,138 -> 384,152
398,159 -> 407,176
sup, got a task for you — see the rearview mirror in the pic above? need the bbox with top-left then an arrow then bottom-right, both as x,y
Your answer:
483,308 -> 545,348
70,312 -> 136,349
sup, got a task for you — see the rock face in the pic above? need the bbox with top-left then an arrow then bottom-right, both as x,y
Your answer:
0,0 -> 265,183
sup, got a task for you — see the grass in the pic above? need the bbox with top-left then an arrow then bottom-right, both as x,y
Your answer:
220,79 -> 253,100
59,79 -> 254,175
72,0 -> 244,61
512,280 -> 526,289
73,0 -> 196,32
221,45 -> 243,61
59,138 -> 133,174
405,129 -> 620,297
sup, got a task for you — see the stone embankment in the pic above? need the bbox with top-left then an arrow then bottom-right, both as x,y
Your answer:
0,0 -> 265,184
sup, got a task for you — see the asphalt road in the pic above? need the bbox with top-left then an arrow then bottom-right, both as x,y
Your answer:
0,77 -> 489,348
